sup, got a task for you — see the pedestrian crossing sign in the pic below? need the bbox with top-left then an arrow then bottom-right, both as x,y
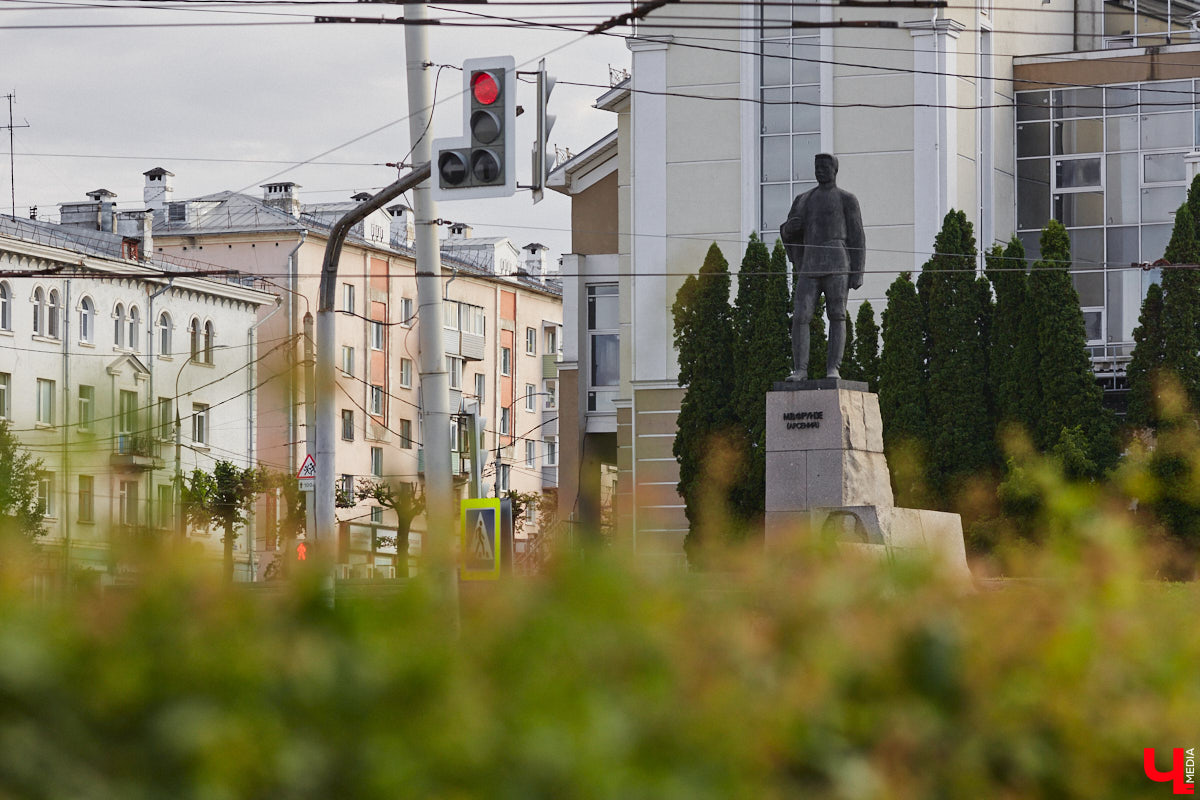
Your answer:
460,498 -> 501,581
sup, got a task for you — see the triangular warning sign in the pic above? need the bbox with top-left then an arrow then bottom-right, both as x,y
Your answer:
297,454 -> 316,480
470,513 -> 494,561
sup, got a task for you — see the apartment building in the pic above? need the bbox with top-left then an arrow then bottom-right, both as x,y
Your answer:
0,213 -> 274,583
134,170 -> 561,576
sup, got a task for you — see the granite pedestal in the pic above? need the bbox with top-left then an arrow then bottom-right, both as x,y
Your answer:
764,380 -> 970,583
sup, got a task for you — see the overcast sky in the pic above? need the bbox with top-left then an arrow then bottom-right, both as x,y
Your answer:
0,2 -> 632,260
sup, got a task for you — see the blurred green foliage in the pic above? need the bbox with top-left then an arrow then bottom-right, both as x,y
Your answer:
0,482 -> 1198,799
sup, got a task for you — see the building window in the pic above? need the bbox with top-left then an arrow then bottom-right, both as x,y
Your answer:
587,284 -> 619,404
400,297 -> 414,327
524,383 -> 536,411
78,385 -> 95,432
498,463 -> 510,492
500,346 -> 511,376
33,288 -> 44,336
78,296 -> 94,344
119,480 -> 139,526
119,390 -> 137,436
192,403 -> 208,444
400,358 -> 413,388
157,484 -> 173,529
158,311 -> 171,354
461,304 -> 485,336
189,318 -> 201,361
474,373 -> 486,404
759,5 -> 820,234
370,385 -> 385,416
341,409 -> 354,441
0,372 -> 10,419
545,436 -> 558,466
203,321 -> 214,363
158,397 -> 172,438
37,472 -> 54,518
340,474 -> 354,499
0,281 -> 10,331
544,326 -> 558,355
370,446 -> 383,477
500,406 -> 510,435
370,506 -> 383,523
128,306 -> 139,351
78,475 -> 94,523
446,356 -> 463,390
113,302 -> 125,348
525,439 -> 536,468
36,378 -> 54,425
342,283 -> 355,314
341,345 -> 355,375
443,299 -> 460,330
526,326 -> 537,354
46,289 -> 60,339
371,320 -> 384,350
543,379 -> 557,410
400,418 -> 413,449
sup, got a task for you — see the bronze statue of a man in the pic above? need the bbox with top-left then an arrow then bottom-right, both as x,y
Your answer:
780,153 -> 865,381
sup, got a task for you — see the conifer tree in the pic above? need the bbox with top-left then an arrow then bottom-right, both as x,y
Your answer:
919,210 -> 995,495
880,273 -> 927,450
841,311 -> 858,381
729,234 -> 791,527
1158,202 -> 1200,410
807,297 -> 828,379
985,237 -> 1036,432
673,243 -> 737,554
1125,282 -> 1165,428
1029,219 -> 1117,474
854,301 -> 880,391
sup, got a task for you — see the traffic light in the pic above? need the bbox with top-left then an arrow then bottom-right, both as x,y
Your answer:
531,58 -> 556,204
432,56 -> 517,201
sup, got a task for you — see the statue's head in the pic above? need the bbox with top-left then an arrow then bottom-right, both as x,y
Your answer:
814,153 -> 838,185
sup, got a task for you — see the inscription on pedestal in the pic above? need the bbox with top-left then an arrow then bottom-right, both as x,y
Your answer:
782,411 -> 822,430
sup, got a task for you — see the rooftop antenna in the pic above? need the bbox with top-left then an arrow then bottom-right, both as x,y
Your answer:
1,94 -> 30,216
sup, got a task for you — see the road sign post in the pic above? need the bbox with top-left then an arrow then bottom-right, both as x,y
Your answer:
296,453 -> 316,492
460,498 -> 502,581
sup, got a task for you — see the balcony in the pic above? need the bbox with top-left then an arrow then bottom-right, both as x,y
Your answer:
111,434 -> 164,471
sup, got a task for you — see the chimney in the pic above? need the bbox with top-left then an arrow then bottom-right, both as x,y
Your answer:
447,222 -> 472,239
119,210 -> 153,261
28,206 -> 36,220
261,182 -> 302,218
387,203 -> 415,249
142,167 -> 175,211
352,191 -> 373,203
522,242 -> 550,278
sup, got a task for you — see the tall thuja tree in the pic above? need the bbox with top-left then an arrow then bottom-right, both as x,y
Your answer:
985,236 -> 1037,434
1125,283 -> 1166,428
880,273 -> 927,450
919,210 -> 995,495
729,234 -> 791,527
1029,219 -> 1117,475
853,300 -> 880,391
673,243 -> 736,553
841,311 -> 857,381
1158,201 -> 1200,411
807,296 -> 828,379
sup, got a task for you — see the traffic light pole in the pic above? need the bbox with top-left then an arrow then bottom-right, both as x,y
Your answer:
314,161 -> 431,555
403,2 -> 459,619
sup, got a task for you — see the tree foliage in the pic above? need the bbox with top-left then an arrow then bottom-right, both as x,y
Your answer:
355,480 -> 425,578
985,237 -> 1037,433
807,296 -> 828,380
1125,283 -> 1166,428
182,461 -> 266,581
1028,220 -> 1117,476
673,242 -> 737,559
1158,201 -> 1200,411
852,301 -> 880,391
918,210 -> 995,496
729,234 -> 791,529
0,420 -> 44,542
880,273 -> 927,454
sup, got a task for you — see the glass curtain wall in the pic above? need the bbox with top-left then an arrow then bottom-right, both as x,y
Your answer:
1016,80 -> 1196,374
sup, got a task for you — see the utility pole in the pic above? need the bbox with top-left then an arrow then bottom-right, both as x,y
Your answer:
403,2 -> 457,612
1,94 -> 29,216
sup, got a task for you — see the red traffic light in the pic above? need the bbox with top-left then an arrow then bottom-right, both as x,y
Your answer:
296,541 -> 307,561
471,70 -> 500,105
